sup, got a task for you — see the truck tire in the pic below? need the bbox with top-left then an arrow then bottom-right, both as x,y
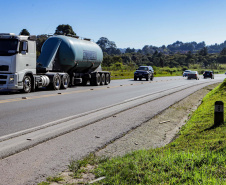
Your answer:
82,78 -> 88,85
22,76 -> 32,93
92,73 -> 101,86
146,76 -> 149,81
105,73 -> 110,85
61,74 -> 70,89
134,77 -> 137,81
100,73 -> 105,85
52,74 -> 61,90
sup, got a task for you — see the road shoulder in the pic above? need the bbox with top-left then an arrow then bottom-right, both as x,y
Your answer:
96,83 -> 219,157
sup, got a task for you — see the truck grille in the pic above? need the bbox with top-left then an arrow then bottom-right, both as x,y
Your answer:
0,75 -> 7,79
0,65 -> 9,71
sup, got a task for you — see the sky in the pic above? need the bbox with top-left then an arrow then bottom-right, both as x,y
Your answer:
1,0 -> 226,49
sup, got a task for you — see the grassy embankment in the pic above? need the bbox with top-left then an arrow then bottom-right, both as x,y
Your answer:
105,66 -> 226,80
39,79 -> 226,185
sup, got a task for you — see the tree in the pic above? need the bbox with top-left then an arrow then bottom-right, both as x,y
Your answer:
96,37 -> 116,50
36,34 -> 49,58
199,47 -> 208,56
125,47 -> 135,53
96,37 -> 120,55
220,47 -> 226,55
55,24 -> 76,35
159,57 -> 165,67
19,29 -> 30,36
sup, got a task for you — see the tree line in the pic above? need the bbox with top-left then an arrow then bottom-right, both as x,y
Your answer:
97,37 -> 226,70
19,25 -> 226,70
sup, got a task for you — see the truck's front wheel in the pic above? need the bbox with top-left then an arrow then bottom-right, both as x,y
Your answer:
22,76 -> 31,93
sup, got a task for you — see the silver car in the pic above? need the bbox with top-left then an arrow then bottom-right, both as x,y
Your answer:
187,71 -> 199,80
183,70 -> 191,77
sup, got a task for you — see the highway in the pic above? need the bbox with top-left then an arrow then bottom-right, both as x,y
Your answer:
1,75 -> 224,137
0,74 -> 225,184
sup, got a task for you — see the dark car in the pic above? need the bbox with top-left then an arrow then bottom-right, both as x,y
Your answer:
187,71 -> 199,80
134,66 -> 154,81
183,70 -> 191,77
203,71 -> 214,79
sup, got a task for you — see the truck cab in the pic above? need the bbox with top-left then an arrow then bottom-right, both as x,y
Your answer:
0,33 -> 36,92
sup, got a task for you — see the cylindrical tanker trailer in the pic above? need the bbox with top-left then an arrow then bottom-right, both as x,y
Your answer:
37,35 -> 110,88
0,33 -> 110,93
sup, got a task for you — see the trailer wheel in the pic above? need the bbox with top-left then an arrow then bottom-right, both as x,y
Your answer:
105,73 -> 110,85
22,76 -> 32,93
81,77 -> 88,85
61,74 -> 70,89
52,74 -> 61,90
93,73 -> 101,86
100,73 -> 105,85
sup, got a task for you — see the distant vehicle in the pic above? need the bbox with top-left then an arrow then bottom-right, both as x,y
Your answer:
203,71 -> 214,79
183,70 -> 191,77
187,71 -> 199,80
134,66 -> 154,81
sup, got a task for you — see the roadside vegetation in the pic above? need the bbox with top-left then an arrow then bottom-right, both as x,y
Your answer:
39,80 -> 226,185
105,65 -> 225,80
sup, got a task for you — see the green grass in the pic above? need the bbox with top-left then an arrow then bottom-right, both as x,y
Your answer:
109,70 -> 134,80
37,175 -> 64,185
90,80 -> 226,184
68,153 -> 108,178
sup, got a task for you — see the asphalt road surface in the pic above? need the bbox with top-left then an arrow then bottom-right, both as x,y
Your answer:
0,74 -> 225,184
0,75 -> 224,137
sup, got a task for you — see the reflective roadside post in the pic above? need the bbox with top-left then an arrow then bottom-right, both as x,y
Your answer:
214,101 -> 224,126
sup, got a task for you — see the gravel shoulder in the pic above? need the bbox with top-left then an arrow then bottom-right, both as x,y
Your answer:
96,83 -> 219,157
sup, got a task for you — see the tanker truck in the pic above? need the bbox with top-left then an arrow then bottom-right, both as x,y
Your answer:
0,33 -> 110,93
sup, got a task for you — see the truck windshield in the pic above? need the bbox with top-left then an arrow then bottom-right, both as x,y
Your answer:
0,39 -> 18,56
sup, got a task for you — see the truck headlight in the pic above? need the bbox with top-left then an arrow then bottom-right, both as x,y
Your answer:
9,75 -> 14,84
